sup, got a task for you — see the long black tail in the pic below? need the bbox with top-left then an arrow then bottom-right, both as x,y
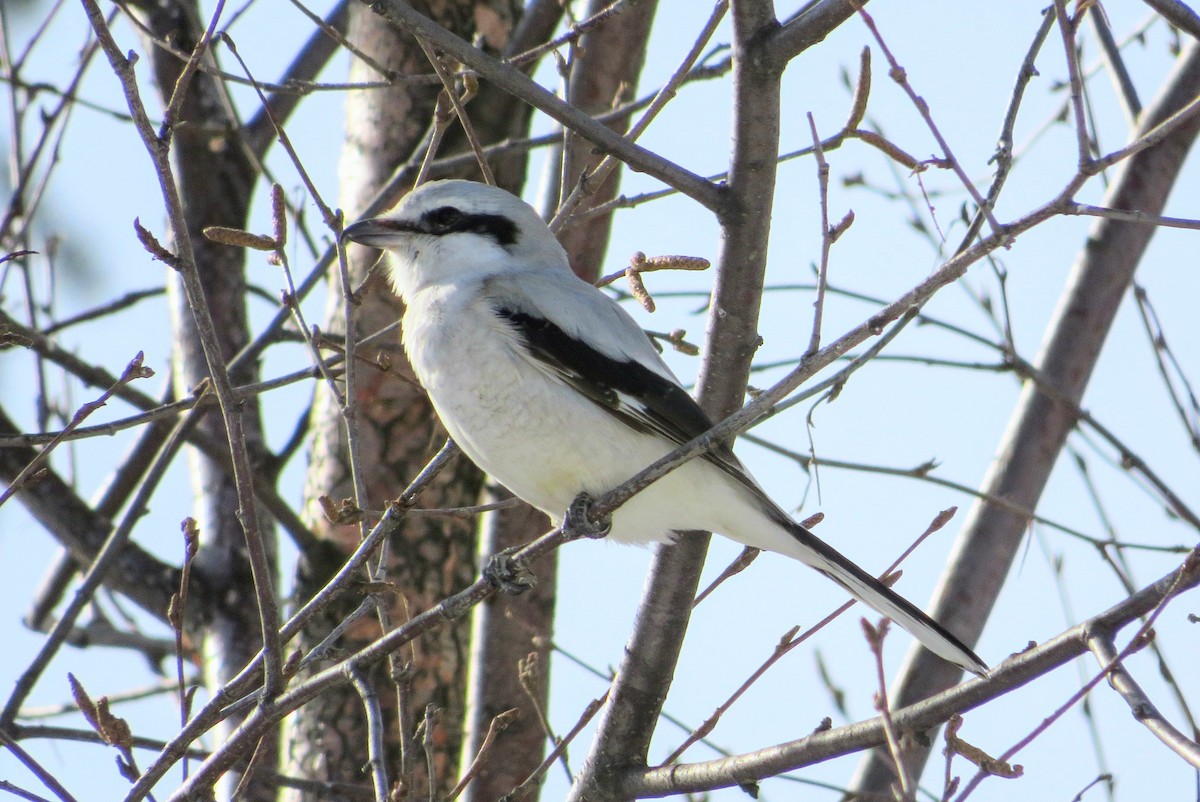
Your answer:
775,515 -> 988,676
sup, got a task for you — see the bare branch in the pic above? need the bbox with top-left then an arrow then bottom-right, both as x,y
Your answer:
0,353 -> 152,510
0,408 -> 197,730
1088,3 -> 1142,125
622,553 -> 1200,797
0,405 -> 188,621
244,0 -> 351,158
78,0 -> 285,695
804,112 -> 836,358
0,729 -> 80,802
365,0 -> 724,211
1140,0 -> 1200,41
767,0 -> 867,64
150,519 -> 592,800
851,36 -> 1200,796
1086,634 -> 1200,769
856,5 -> 1005,240
348,666 -> 392,801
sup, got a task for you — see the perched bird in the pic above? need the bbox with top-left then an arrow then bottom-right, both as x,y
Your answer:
342,179 -> 987,676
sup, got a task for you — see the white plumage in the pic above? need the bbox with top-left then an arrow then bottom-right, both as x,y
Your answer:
342,179 -> 987,676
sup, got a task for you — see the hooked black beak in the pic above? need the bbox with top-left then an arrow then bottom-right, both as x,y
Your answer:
341,217 -> 415,247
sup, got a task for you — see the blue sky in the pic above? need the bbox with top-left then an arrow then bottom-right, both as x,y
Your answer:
2,2 -> 1198,800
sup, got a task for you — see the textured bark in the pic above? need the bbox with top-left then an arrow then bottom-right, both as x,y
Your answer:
849,38 -> 1200,796
135,1 -> 278,798
459,500 -> 556,801
288,3 -> 525,799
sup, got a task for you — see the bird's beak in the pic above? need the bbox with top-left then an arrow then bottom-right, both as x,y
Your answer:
341,217 -> 409,248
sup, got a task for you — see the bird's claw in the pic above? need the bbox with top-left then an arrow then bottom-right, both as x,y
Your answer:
482,547 -> 536,595
563,492 -> 611,540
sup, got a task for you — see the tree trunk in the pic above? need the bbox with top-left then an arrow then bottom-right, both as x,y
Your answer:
287,3 -> 525,798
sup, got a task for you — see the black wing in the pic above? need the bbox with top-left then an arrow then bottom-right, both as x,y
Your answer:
494,307 -> 760,494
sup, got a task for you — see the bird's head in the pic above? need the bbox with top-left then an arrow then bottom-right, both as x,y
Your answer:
341,180 -> 570,297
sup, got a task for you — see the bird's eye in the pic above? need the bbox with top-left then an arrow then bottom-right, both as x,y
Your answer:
424,206 -> 464,233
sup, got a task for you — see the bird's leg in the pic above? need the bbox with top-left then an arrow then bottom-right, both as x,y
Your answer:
482,546 -> 537,595
563,492 -> 612,540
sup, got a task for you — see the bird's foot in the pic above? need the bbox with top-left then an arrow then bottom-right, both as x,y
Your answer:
482,546 -> 536,595
563,492 -> 611,540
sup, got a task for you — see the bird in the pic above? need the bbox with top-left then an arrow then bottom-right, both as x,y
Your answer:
341,179 -> 988,677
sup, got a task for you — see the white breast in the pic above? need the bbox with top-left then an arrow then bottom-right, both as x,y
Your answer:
402,284 -> 603,513
400,280 -> 765,547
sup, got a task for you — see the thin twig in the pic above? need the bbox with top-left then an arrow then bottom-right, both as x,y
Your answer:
140,519 -> 594,800
0,729 -> 80,802
517,653 -> 571,780
804,112 -> 835,357
413,39 -> 495,185
348,666 -> 392,801
506,696 -> 607,801
0,407 -> 196,729
0,352 -> 151,510
123,442 -> 461,798
370,0 -> 723,211
955,4 -> 1057,256
1064,201 -> 1200,229
506,0 -> 627,68
1131,285 -> 1200,450
159,0 -> 225,136
79,0 -> 286,696
444,709 -> 520,802
864,619 -> 915,800
626,552 -> 1200,798
952,552 -> 1200,800
855,5 -> 1005,240
1085,634 -> 1200,769
548,0 -> 728,230
663,511 -> 953,765
1087,3 -> 1142,126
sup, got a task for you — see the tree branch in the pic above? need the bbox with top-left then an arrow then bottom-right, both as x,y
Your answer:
621,552 -> 1200,797
849,35 -> 1200,796
566,1 -> 783,799
365,0 -> 724,211
765,0 -> 865,64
